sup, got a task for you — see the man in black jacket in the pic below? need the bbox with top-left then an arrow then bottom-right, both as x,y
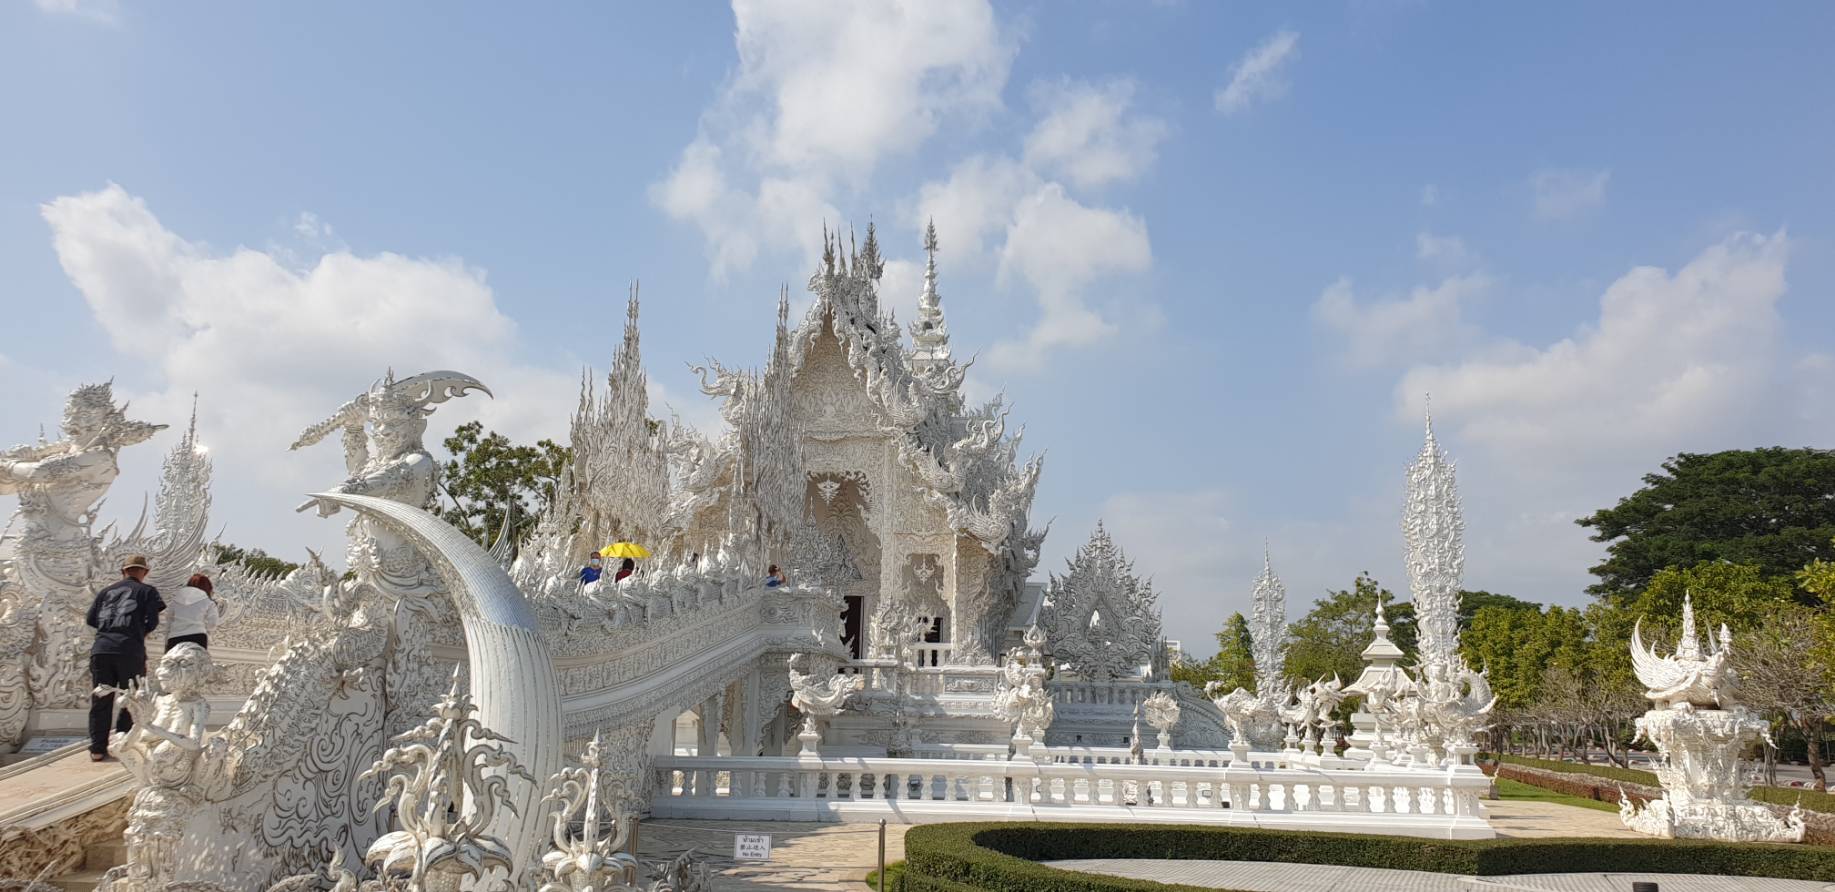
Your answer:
85,554 -> 165,760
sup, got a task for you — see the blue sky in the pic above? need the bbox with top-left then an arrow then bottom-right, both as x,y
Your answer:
4,1 -> 1833,656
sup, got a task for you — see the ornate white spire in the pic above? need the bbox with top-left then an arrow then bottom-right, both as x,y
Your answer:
909,219 -> 952,373
1249,546 -> 1288,694
1405,397 -> 1465,674
1676,591 -> 1702,662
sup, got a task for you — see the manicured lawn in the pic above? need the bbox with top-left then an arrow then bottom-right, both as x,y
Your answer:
1494,776 -> 1619,813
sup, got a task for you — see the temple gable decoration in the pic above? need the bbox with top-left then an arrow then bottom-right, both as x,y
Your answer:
1038,524 -> 1162,682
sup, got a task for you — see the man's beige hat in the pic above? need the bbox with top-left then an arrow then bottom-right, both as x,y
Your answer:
121,554 -> 151,572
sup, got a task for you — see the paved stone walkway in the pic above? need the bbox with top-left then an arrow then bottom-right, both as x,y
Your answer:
1046,859 -> 1835,891
1485,799 -> 1645,839
634,819 -> 910,891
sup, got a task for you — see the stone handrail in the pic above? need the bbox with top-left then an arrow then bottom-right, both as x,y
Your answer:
650,753 -> 1494,838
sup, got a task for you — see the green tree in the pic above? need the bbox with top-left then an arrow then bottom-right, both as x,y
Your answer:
1284,573 -> 1417,691
435,421 -> 572,547
1576,448 -> 1835,603
1462,604 -> 1588,713
1170,612 -> 1257,692
1614,561 -> 1797,643
207,543 -> 302,579
1736,603 -> 1834,789
1456,590 -> 1540,630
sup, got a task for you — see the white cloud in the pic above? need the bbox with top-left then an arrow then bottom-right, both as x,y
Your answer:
875,258 -> 924,318
906,76 -> 1167,372
1420,184 -> 1439,207
36,184 -> 588,556
1401,231 -> 1791,461
1022,79 -> 1169,190
651,0 -> 1014,276
1215,30 -> 1300,115
1415,231 -> 1475,269
1311,273 -> 1488,368
1531,168 -> 1610,220
910,155 -> 1038,266
34,0 -> 119,25
991,185 -> 1152,371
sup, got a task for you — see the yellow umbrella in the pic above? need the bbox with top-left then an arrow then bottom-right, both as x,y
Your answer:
599,542 -> 651,559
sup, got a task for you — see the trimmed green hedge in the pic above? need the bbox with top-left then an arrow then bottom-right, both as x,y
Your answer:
901,822 -> 1835,891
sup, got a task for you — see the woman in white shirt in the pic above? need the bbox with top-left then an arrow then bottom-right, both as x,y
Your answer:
166,573 -> 221,650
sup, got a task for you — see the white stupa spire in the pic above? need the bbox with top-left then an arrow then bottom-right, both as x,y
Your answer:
1404,394 -> 1466,674
1249,545 -> 1288,695
909,219 -> 952,373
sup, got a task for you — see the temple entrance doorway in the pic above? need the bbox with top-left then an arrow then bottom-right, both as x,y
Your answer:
842,594 -> 864,659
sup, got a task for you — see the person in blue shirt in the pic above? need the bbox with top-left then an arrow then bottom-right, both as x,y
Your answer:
580,555 -> 603,585
765,564 -> 785,588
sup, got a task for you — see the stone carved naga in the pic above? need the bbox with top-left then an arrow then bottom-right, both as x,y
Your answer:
96,643 -> 217,892
0,383 -> 211,714
786,653 -> 862,755
1140,690 -> 1180,751
358,672 -> 536,891
993,626 -> 1053,755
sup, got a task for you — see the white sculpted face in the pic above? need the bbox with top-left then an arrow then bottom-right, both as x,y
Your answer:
154,643 -> 211,697
61,385 -> 114,442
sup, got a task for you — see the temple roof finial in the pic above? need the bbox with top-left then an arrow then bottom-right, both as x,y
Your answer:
910,219 -> 952,373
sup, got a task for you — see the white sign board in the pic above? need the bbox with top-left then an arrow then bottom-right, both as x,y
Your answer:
21,736 -> 83,755
733,833 -> 772,862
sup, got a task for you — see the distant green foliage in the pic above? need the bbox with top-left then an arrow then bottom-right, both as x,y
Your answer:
435,421 -> 571,547
1456,589 -> 1541,629
1461,604 -> 1594,712
1170,612 -> 1256,693
207,543 -> 301,579
1284,573 -> 1416,698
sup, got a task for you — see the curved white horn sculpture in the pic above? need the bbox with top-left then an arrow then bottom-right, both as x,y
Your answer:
309,491 -> 561,874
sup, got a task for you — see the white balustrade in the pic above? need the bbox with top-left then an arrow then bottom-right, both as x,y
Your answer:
651,754 -> 1493,838
910,743 -> 1008,761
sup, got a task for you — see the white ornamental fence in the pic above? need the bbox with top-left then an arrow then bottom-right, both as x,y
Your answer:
1040,745 -> 1362,772
650,754 -> 1494,839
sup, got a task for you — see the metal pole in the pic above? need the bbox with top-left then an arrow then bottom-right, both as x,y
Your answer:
877,818 -> 887,892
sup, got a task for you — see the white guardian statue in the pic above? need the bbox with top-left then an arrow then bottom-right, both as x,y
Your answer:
1620,594 -> 1805,842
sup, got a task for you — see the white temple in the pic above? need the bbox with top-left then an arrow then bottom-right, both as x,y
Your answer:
0,224 -> 1519,892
